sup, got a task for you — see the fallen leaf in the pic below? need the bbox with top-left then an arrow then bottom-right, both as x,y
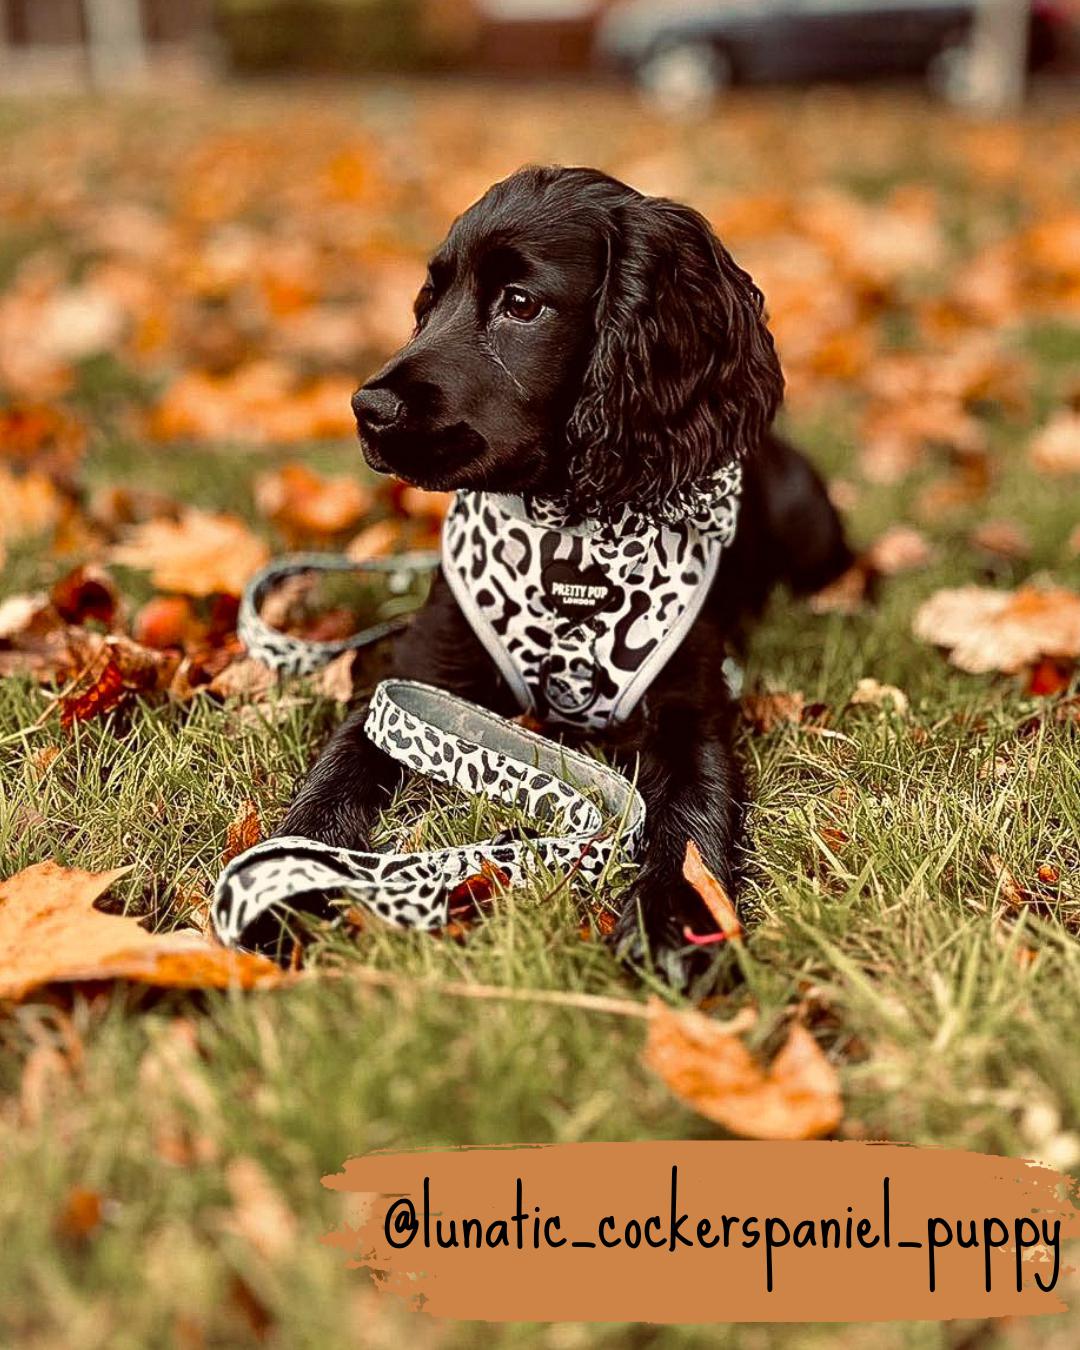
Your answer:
446,860 -> 511,912
643,1001 -> 842,1140
50,565 -> 119,628
969,519 -> 1031,560
345,519 -> 400,562
1026,658 -> 1072,697
222,1157 -> 298,1261
741,690 -> 805,732
60,658 -> 126,729
0,466 -> 66,551
912,584 -> 1080,673
317,649 -> 356,703
133,595 -> 202,650
914,457 -> 992,521
0,591 -> 50,640
397,486 -> 453,521
865,525 -> 932,576
111,509 -> 269,598
849,677 -> 909,716
254,462 -> 372,538
988,853 -> 1030,911
224,800 -> 262,864
1030,411 -> 1080,475
207,658 -> 275,700
682,839 -> 741,939
808,563 -> 870,615
0,861 -> 285,1001
55,1187 -> 105,1241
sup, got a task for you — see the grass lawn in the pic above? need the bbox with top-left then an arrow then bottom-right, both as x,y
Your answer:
0,83 -> 1078,1348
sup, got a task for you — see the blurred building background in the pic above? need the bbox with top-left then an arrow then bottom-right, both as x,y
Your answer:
1,1 -> 1077,108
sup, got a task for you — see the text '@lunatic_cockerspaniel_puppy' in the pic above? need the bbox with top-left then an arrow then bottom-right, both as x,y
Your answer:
278,165 -> 854,987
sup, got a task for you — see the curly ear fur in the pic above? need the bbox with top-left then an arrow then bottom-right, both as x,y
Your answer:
567,193 -> 784,516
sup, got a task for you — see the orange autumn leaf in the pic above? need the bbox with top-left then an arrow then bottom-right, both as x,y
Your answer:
913,585 -> 1080,673
55,1187 -> 105,1241
0,466 -> 66,553
0,861 -> 285,1001
111,508 -> 269,598
224,800 -> 262,864
1029,411 -> 1080,476
446,860 -> 512,911
741,689 -> 805,733
643,1001 -> 842,1140
808,562 -> 871,615
345,518 -> 401,562
0,403 -> 86,477
865,525 -> 932,576
49,565 -> 119,628
133,595 -> 202,650
969,519 -> 1032,561
60,658 -> 126,729
682,839 -> 742,939
254,462 -> 372,537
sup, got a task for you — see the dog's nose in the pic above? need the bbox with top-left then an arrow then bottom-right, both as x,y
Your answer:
352,387 -> 403,433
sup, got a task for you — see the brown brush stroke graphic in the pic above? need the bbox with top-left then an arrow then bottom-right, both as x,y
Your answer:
321,1142 -> 1079,1323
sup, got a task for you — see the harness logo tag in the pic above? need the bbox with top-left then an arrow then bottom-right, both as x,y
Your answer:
540,560 -> 616,626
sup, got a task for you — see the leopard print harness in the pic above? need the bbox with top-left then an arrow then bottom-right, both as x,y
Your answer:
442,463 -> 743,730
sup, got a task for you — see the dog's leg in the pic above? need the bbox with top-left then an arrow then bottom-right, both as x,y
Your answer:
277,571 -> 506,850
757,433 -> 854,596
611,620 -> 743,988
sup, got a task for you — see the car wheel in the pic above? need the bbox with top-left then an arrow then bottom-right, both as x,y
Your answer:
636,41 -> 731,115
927,38 -> 974,106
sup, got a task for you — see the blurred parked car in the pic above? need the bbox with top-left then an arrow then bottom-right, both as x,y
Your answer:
596,0 -> 1071,109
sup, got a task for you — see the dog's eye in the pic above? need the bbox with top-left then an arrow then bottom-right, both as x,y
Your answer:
502,287 -> 542,322
413,284 -> 435,328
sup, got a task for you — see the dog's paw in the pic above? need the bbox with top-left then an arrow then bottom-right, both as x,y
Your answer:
612,871 -> 733,992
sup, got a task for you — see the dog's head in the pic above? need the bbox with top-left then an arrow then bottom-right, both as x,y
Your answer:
353,166 -> 783,515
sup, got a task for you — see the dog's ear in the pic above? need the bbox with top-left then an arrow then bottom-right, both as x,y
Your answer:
567,195 -> 783,515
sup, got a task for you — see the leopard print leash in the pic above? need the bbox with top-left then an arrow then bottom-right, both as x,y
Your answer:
212,558 -> 646,950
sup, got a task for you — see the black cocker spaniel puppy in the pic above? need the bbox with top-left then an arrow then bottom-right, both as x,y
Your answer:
280,165 -> 853,985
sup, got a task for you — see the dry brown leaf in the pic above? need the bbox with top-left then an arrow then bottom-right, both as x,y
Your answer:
317,649 -> 356,703
446,860 -> 511,912
111,509 -> 269,598
849,677 -> 909,716
682,839 -> 742,939
989,853 -> 1029,911
147,365 -> 355,445
0,592 -> 50,641
254,462 -> 372,537
345,519 -> 401,562
741,690 -> 805,733
969,519 -> 1032,560
49,565 -> 119,628
133,595 -> 202,650
865,525 -> 932,576
55,1187 -> 105,1241
808,563 -> 870,615
207,658 -> 275,700
223,1157 -> 298,1261
0,466 -> 66,549
60,658 -> 126,729
1030,411 -> 1080,476
912,584 -> 1080,673
643,1000 -> 842,1140
0,861 -> 285,1001
224,800 -> 262,865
